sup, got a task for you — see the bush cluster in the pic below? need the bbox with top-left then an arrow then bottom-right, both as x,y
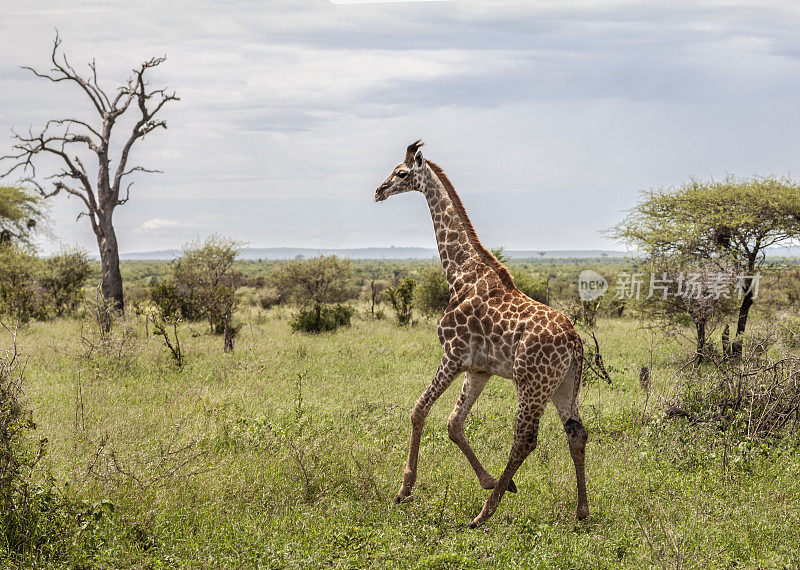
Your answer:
509,267 -> 547,304
289,304 -> 354,333
270,255 -> 356,333
375,263 -> 549,325
148,236 -> 242,350
0,246 -> 92,323
667,338 -> 800,445
385,277 -> 416,325
414,265 -> 449,317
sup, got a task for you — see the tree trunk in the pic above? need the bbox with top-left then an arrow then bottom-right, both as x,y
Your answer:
695,318 -> 707,364
314,303 -> 322,332
733,265 -> 756,357
722,324 -> 731,360
736,281 -> 754,337
223,323 -> 234,353
370,278 -> 376,316
97,214 -> 124,314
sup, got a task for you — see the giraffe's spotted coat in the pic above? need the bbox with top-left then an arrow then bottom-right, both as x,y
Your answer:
376,141 -> 589,526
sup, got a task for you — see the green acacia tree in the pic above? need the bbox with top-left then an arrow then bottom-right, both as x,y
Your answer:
613,175 -> 800,353
149,235 -> 243,351
0,186 -> 45,247
270,255 -> 354,332
39,248 -> 93,316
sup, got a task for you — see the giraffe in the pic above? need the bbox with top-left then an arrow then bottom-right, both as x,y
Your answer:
374,140 -> 589,527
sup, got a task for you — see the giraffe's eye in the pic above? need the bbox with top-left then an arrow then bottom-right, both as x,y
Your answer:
396,170 -> 409,179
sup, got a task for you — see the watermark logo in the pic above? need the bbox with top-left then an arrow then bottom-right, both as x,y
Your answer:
578,270 -> 608,301
576,269 -> 761,301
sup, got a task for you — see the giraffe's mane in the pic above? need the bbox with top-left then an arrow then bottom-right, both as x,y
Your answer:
425,160 -> 516,290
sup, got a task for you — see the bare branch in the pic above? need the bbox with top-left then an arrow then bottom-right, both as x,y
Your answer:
20,32 -> 107,116
1,125 -> 100,216
111,57 -> 178,199
122,165 -> 163,177
88,59 -> 113,110
44,118 -> 102,142
75,210 -> 100,235
117,182 -> 133,206
53,180 -> 93,211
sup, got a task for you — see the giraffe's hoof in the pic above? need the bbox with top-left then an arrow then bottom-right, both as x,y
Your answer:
394,494 -> 413,504
467,521 -> 478,529
481,477 -> 516,492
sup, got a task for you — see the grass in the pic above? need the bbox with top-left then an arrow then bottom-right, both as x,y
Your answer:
5,306 -> 800,568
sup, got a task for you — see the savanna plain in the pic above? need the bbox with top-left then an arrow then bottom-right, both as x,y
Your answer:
5,259 -> 800,569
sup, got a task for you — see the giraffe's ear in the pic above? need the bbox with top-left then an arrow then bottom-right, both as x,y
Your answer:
405,139 -> 424,166
413,151 -> 424,169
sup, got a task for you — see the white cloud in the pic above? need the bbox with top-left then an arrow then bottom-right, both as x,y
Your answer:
140,218 -> 193,232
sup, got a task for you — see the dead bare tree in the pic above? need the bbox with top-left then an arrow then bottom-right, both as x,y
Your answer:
0,33 -> 179,318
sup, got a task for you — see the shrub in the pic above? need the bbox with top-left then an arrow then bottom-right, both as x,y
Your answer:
666,337 -> 800,445
0,246 -> 46,323
1,333 -> 115,564
271,256 -> 356,334
364,277 -> 388,318
779,314 -> 800,348
38,249 -> 92,316
386,277 -> 416,325
414,265 -> 449,317
634,260 -> 739,363
289,304 -> 354,333
147,308 -> 184,366
0,336 -> 31,519
269,255 -> 354,307
149,236 -> 243,351
258,287 -> 282,310
149,282 -> 201,321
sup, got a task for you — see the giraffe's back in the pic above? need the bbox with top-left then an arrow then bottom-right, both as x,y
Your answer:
438,286 -> 580,381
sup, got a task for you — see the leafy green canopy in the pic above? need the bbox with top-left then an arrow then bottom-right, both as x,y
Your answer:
156,235 -> 243,334
613,176 -> 800,269
269,255 -> 354,307
0,186 -> 46,247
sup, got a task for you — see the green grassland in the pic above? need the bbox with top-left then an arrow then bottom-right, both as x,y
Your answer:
7,292 -> 800,568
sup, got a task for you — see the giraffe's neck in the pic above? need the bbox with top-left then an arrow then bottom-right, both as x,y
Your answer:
421,161 -> 515,296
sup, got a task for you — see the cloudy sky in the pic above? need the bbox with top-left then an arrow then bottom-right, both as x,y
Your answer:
1,0 -> 799,254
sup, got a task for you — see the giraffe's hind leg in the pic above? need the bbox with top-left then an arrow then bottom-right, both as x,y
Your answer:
550,352 -> 589,520
447,371 -> 517,493
469,380 -> 546,528
396,356 -> 460,503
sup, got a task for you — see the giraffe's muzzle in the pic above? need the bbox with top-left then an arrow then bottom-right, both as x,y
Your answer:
375,182 -> 391,202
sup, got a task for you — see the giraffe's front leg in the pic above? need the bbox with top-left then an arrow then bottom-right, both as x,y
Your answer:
396,358 -> 459,503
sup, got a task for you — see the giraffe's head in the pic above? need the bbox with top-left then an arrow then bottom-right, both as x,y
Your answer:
375,140 -> 427,202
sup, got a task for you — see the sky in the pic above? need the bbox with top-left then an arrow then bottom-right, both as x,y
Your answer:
1,0 -> 800,255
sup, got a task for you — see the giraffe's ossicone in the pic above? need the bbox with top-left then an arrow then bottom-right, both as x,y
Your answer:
375,140 -> 589,527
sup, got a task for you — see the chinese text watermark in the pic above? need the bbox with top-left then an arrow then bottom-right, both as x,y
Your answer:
578,271 -> 760,301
